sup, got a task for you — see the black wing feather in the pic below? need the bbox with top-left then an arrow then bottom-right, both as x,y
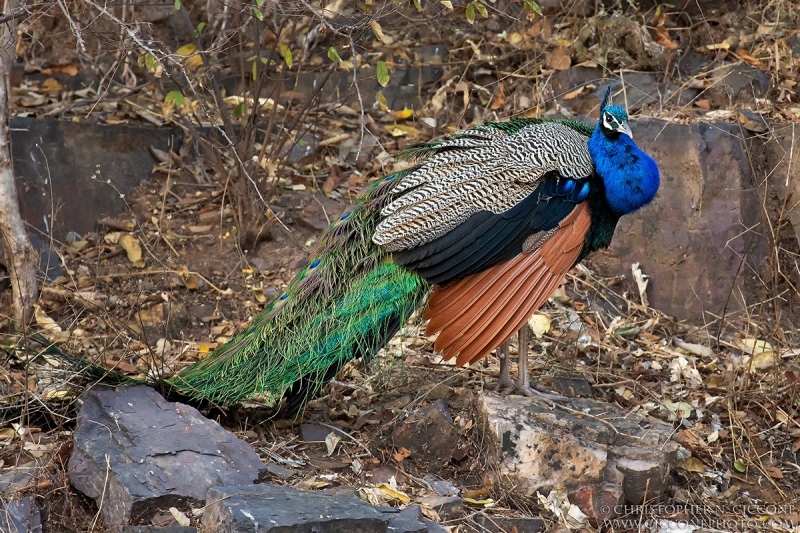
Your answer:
394,174 -> 591,285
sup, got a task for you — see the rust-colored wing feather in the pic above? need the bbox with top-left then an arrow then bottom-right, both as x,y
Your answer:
423,202 -> 592,366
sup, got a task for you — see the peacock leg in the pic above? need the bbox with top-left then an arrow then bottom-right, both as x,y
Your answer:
496,341 -> 514,390
514,324 -> 568,401
515,325 -> 532,394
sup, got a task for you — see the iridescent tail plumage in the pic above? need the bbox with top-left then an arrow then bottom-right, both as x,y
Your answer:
170,171 -> 429,411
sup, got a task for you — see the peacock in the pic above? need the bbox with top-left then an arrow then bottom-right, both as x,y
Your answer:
44,88 -> 659,413
165,87 -> 659,412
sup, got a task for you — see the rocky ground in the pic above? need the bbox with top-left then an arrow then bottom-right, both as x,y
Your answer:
1,0 -> 800,531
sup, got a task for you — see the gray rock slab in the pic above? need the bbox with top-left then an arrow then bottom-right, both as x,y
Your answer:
386,506 -> 426,533
392,400 -> 460,466
592,119 -> 769,322
203,484 -> 391,533
0,467 -> 36,497
474,516 -> 544,533
68,385 -> 265,526
0,497 -> 42,533
418,495 -> 463,520
106,526 -> 197,533
10,117 -> 182,242
478,393 -> 678,520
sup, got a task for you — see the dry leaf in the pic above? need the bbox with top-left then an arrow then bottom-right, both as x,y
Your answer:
674,339 -> 713,357
734,49 -> 766,69
119,234 -> 145,268
463,497 -> 495,507
764,466 -> 783,479
563,86 -> 592,101
631,262 -> 649,307
748,350 -> 777,372
464,487 -> 489,499
662,399 -> 693,420
528,314 -> 550,338
45,389 -> 74,401
370,21 -> 392,44
668,356 -> 703,388
375,483 -> 410,503
169,507 -> 191,527
41,78 -> 64,93
393,447 -> 411,462
735,338 -> 773,355
385,124 -> 419,137
391,109 -> 414,119
546,47 -> 571,70
325,432 -> 341,456
35,306 -> 65,339
490,82 -> 506,110
677,456 -> 705,472
654,26 -> 678,50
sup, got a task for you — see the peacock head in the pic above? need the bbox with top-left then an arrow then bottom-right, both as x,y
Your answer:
597,87 -> 633,140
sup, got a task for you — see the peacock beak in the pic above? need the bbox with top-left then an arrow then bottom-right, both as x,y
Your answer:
622,122 -> 633,139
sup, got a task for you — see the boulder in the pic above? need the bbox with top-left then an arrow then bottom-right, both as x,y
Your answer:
68,386 -> 265,526
203,484 -> 386,533
593,119 -> 769,322
478,393 -> 678,520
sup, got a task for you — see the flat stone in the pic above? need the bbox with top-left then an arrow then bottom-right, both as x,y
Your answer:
708,63 -> 771,102
387,506 -> 426,533
300,422 -> 348,442
0,497 -> 42,533
128,302 -> 189,342
68,386 -> 265,526
477,393 -> 678,520
392,400 -> 460,465
0,466 -> 36,497
550,374 -> 593,398
203,484 -> 390,533
262,462 -> 297,480
11,118 -> 182,242
423,520 -> 448,533
418,495 -> 463,520
371,466 -> 407,485
422,475 -> 459,497
474,516 -> 545,533
592,119 -> 769,322
106,526 -> 197,533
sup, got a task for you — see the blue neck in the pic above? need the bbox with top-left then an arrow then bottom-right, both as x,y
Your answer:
588,128 -> 660,216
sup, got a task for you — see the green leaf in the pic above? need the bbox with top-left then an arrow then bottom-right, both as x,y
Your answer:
328,47 -> 344,67
252,59 -> 258,80
612,326 -> 640,337
465,2 -> 475,23
376,61 -> 390,87
142,53 -> 159,73
252,6 -> 263,20
165,90 -> 185,107
256,0 -> 265,5
524,0 -> 542,15
376,92 -> 388,108
734,460 -> 747,473
233,102 -> 246,117
193,22 -> 206,38
412,0 -> 421,9
173,0 -> 180,9
279,44 -> 293,68
474,1 -> 487,18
